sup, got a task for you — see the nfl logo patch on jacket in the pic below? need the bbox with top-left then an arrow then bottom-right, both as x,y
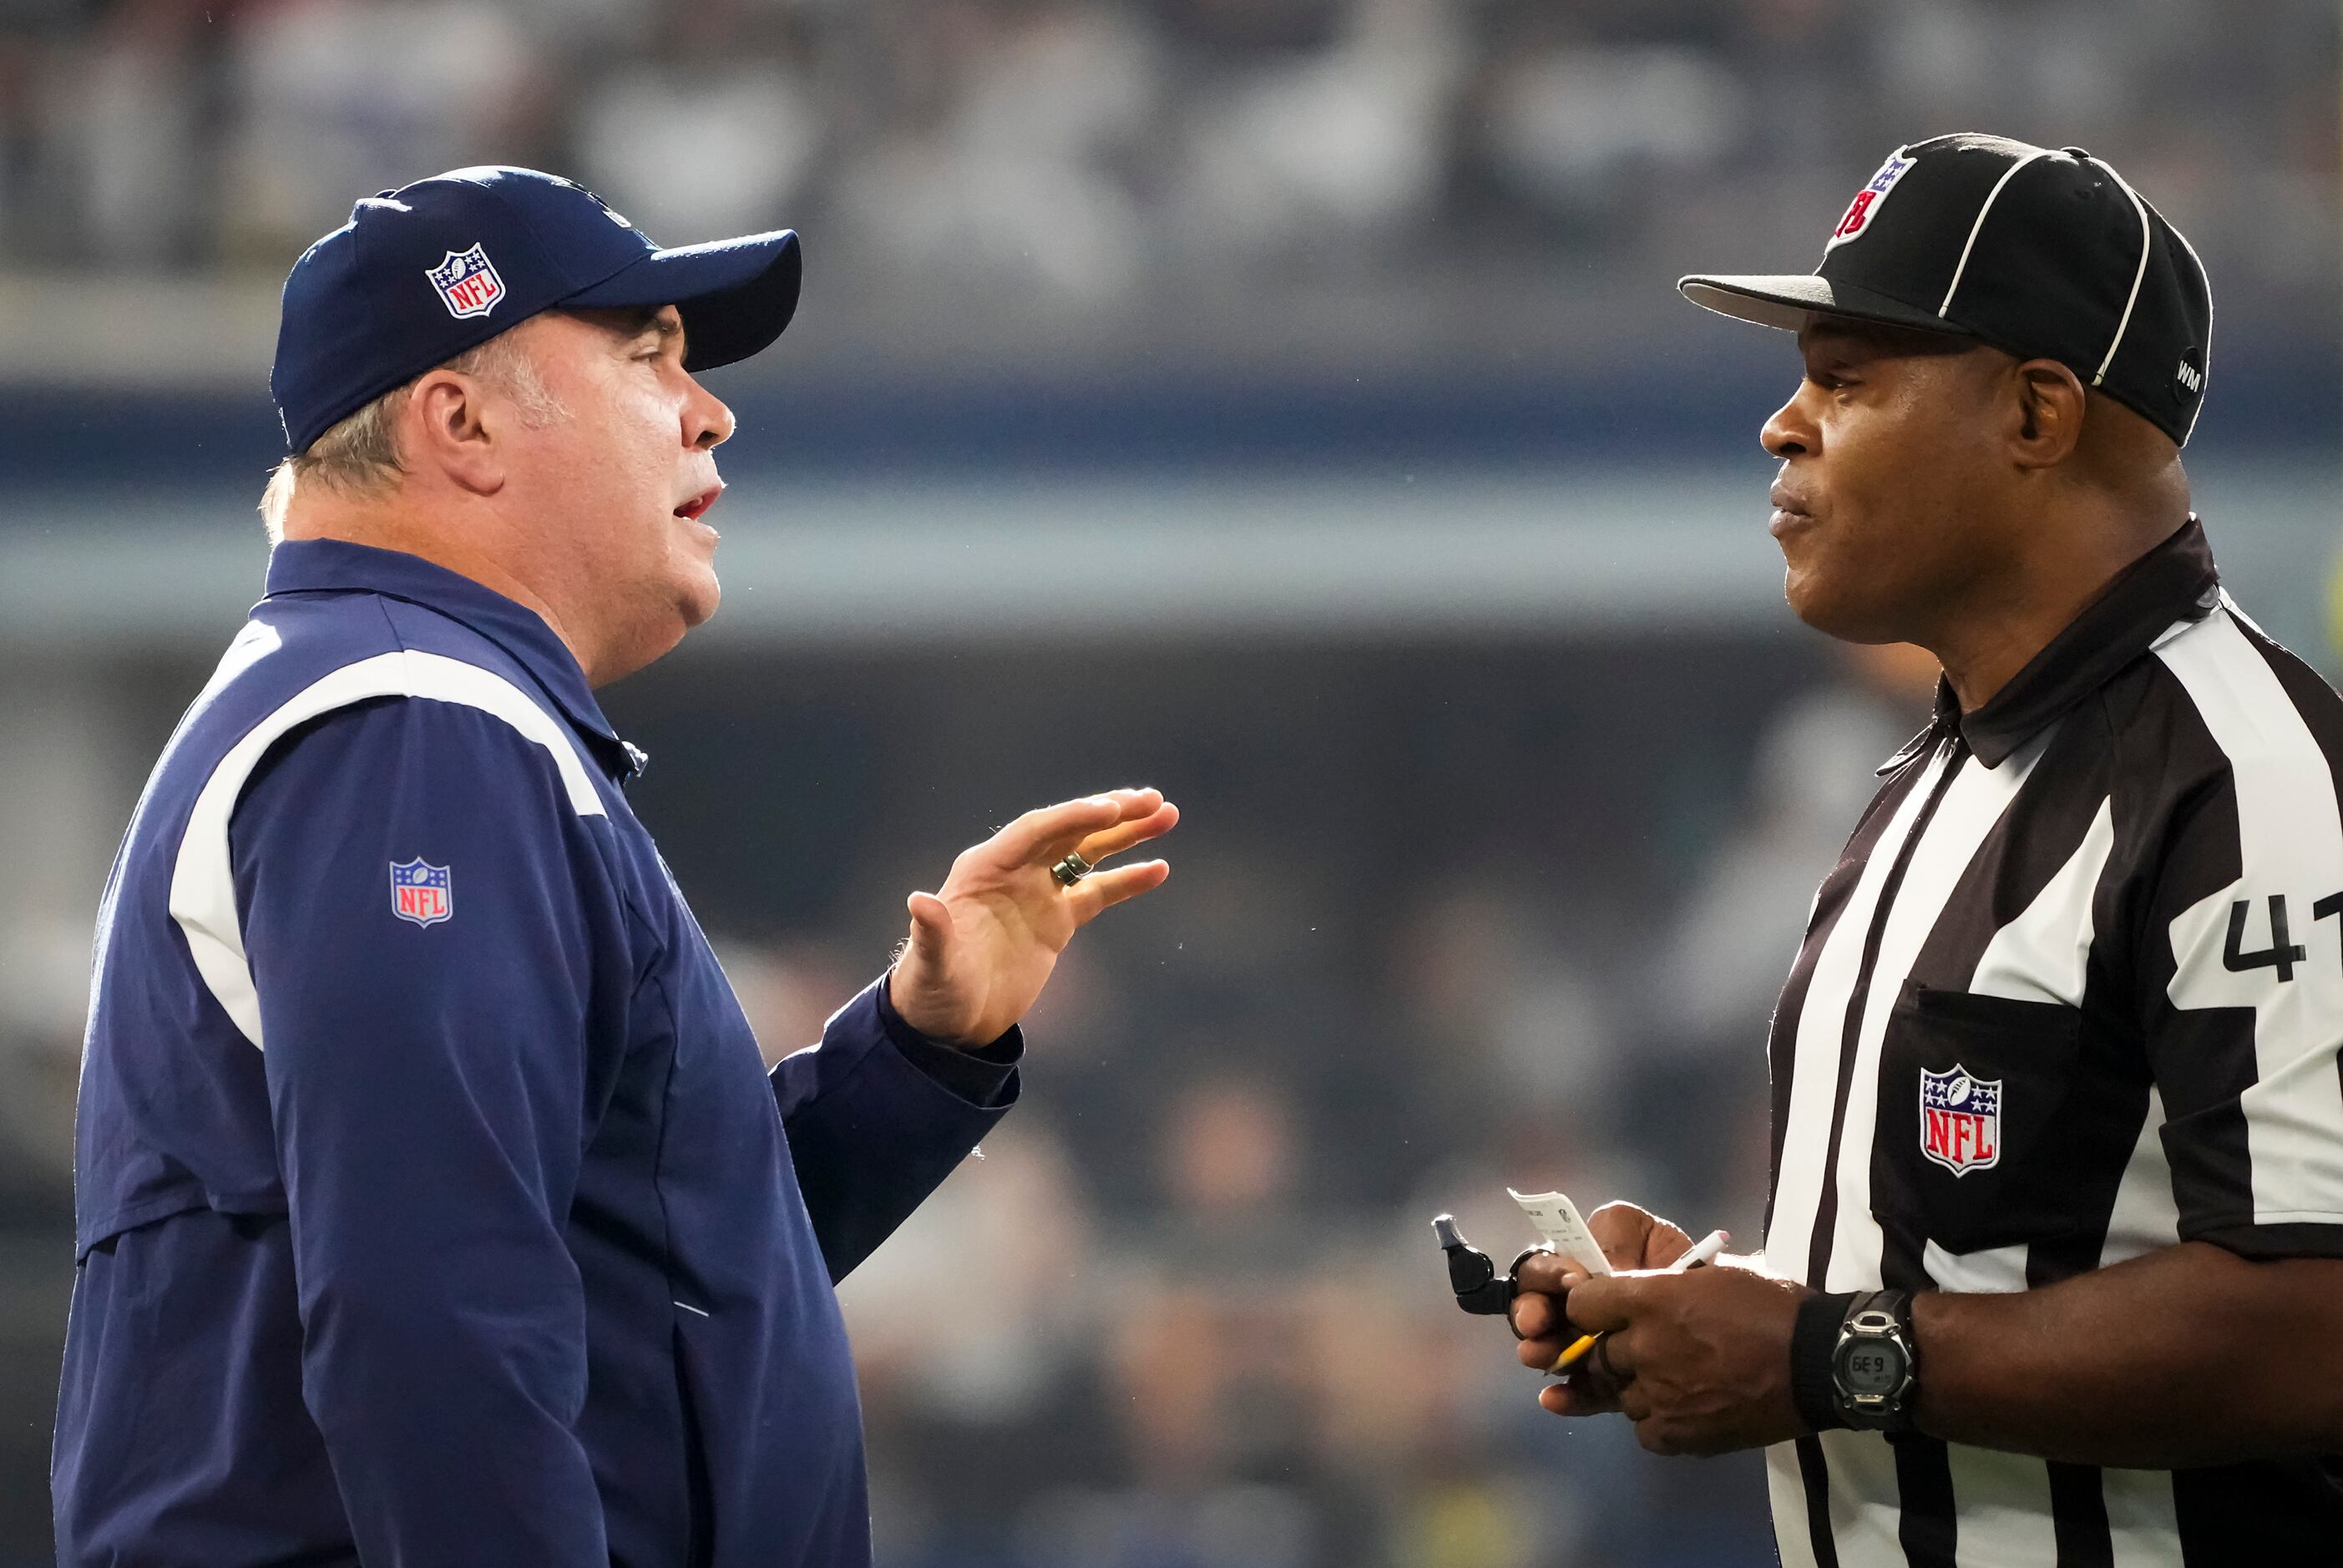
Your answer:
388,858 -> 452,928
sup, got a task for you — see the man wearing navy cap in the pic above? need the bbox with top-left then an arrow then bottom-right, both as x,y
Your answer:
53,166 -> 1178,1567
1504,135 -> 2343,1562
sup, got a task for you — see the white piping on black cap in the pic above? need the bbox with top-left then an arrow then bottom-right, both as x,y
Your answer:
1938,146 -> 2058,318
2082,152 -> 2155,387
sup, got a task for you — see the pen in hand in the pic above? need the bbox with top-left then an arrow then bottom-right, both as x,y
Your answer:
1548,1228 -> 1730,1376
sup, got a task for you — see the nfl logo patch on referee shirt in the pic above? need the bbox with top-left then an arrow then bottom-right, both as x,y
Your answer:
426,244 -> 504,319
1918,1065 -> 2000,1176
389,858 -> 453,928
1826,150 -> 1914,251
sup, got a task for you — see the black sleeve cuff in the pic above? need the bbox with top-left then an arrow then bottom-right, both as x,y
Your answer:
874,974 -> 1024,1109
2185,1219 -> 2343,1262
1791,1290 -> 1855,1434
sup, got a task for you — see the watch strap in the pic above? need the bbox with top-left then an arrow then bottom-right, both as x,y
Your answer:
1855,1289 -> 1915,1333
1791,1290 -> 1856,1433
1837,1289 -> 1920,1433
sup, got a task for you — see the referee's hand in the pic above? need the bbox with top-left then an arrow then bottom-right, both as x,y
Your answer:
888,787 -> 1177,1048
1502,1200 -> 1698,1341
1516,1257 -> 1809,1457
1506,1201 -> 1694,1417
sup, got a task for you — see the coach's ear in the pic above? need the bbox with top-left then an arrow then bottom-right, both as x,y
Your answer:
2009,357 -> 2087,471
406,366 -> 504,497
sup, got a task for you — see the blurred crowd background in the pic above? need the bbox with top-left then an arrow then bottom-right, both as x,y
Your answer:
0,1 -> 2336,1565
1,0 -> 2337,354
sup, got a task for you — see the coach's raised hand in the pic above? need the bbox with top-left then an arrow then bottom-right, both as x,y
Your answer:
888,788 -> 1177,1047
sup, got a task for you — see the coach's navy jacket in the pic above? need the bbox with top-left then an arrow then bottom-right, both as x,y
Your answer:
54,539 -> 1020,1567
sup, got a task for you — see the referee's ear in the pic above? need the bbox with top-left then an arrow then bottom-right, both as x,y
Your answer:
2008,357 -> 2087,471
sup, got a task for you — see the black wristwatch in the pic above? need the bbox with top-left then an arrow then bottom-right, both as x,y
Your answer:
1830,1290 -> 1919,1430
1791,1288 -> 1920,1434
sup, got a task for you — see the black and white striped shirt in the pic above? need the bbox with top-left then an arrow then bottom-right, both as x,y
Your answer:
1762,519 -> 2343,1565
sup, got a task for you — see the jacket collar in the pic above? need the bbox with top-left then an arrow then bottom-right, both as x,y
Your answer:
262,538 -> 640,779
1881,515 -> 2220,773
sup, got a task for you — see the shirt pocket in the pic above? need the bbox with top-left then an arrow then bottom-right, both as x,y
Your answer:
1870,980 -> 2087,1256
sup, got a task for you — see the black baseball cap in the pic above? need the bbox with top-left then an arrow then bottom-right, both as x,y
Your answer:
1680,134 -> 2214,447
271,165 -> 803,454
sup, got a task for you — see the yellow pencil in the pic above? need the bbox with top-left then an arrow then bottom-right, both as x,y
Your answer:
1550,1331 -> 1601,1374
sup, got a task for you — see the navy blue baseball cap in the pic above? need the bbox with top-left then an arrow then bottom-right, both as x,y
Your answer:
271,165 -> 802,453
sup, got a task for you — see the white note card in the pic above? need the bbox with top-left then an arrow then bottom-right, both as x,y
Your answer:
1506,1188 -> 1614,1277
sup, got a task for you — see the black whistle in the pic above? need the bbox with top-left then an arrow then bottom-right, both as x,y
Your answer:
1432,1213 -> 1516,1315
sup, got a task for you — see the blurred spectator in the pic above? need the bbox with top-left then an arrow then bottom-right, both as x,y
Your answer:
1654,640 -> 1938,1056
64,0 -> 209,268
717,935 -> 866,1066
1391,881 -> 1627,1170
839,1117 -> 1108,1561
1640,640 -> 1938,1241
832,0 -> 1159,301
0,665 -> 139,1216
0,0 -> 2322,345
0,915 -> 82,1207
579,69 -> 819,240
1112,1073 -> 1318,1484
1148,0 -> 1345,55
576,0 -> 823,240
1473,39 -> 1746,240
219,0 -> 544,261
1167,0 -> 1464,268
843,1115 -> 1096,1430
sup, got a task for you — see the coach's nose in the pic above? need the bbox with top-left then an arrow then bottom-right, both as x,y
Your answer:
685,375 -> 734,452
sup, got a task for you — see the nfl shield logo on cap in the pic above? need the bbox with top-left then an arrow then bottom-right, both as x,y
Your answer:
389,857 -> 453,928
1825,149 -> 1915,251
426,244 -> 504,320
1918,1064 -> 2001,1176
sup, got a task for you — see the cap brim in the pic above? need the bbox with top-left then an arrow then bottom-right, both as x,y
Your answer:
565,230 -> 802,372
1678,273 -> 1976,339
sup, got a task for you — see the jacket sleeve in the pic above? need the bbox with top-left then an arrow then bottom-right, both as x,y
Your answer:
770,978 -> 1021,1282
231,695 -> 617,1566
2141,771 -> 2343,1262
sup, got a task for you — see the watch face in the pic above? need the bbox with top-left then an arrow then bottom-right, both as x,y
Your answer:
1838,1341 -> 1906,1397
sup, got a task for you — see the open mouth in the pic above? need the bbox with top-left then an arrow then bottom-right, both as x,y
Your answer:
674,486 -> 721,523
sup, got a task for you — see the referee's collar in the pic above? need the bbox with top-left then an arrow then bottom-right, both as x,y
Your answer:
262,538 -> 640,779
1885,516 -> 2220,773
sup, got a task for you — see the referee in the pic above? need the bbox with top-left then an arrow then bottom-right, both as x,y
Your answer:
1508,134 -> 2343,1562
52,167 -> 1177,1566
